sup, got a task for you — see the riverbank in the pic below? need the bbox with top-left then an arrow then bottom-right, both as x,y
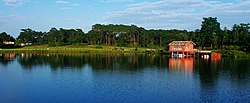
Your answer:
0,45 -> 165,54
1,45 -> 250,58
212,49 -> 250,58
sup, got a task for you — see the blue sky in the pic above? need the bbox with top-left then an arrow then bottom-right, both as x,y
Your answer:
0,0 -> 249,37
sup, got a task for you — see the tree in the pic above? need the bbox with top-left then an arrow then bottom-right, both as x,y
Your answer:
17,28 -> 35,43
222,27 -> 230,48
17,28 -> 46,44
0,32 -> 15,44
231,23 -> 250,50
11,19 -> 249,49
47,27 -> 59,43
199,17 -> 221,49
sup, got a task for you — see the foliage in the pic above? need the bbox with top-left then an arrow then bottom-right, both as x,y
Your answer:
0,32 -> 15,43
218,50 -> 247,58
95,45 -> 103,49
198,17 -> 222,49
86,24 -> 189,47
16,28 -> 86,45
227,45 -> 241,50
1,17 -> 250,52
48,42 -> 56,47
17,28 -> 45,44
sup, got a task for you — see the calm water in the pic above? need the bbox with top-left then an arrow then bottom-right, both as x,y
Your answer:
0,53 -> 250,103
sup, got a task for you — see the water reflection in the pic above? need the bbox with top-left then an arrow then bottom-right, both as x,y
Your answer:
169,58 -> 194,73
1,53 -> 250,85
16,53 -> 169,71
0,53 -> 250,102
197,58 -> 250,102
0,53 -> 15,65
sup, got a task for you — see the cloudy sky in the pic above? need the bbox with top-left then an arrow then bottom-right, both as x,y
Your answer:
0,0 -> 249,37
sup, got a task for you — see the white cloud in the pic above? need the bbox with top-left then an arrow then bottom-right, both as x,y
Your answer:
100,0 -> 134,3
72,3 -> 80,7
56,0 -> 70,4
56,0 -> 81,10
3,0 -> 24,6
103,0 -> 250,30
61,7 -> 72,10
0,15 -> 29,20
0,15 -> 30,25
62,18 -> 79,22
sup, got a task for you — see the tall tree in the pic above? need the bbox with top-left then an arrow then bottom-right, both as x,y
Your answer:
0,32 -> 15,43
17,28 -> 37,43
47,27 -> 59,43
231,23 -> 250,50
222,27 -> 230,48
199,17 -> 221,49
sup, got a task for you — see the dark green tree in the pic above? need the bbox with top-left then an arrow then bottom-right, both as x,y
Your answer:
17,29 -> 36,43
231,23 -> 250,50
0,32 -> 15,44
199,17 -> 222,49
222,27 -> 230,48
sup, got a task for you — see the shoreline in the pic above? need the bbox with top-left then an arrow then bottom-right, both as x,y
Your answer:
0,45 -> 165,54
1,45 -> 250,58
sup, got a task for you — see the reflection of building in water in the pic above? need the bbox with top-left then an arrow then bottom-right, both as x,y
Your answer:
0,53 -> 15,60
169,58 -> 194,73
211,53 -> 221,61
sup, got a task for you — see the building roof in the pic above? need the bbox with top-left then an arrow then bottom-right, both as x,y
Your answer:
169,41 -> 196,45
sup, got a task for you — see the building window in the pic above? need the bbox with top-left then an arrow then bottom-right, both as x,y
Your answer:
173,46 -> 182,50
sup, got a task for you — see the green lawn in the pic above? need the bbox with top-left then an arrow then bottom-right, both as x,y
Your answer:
0,45 -> 164,54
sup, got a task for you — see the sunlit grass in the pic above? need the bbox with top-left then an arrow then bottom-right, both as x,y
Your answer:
0,45 -> 163,54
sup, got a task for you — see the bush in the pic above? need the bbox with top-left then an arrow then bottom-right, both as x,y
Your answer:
48,42 -> 56,47
48,42 -> 69,47
164,46 -> 169,51
227,45 -> 240,50
58,42 -> 68,46
220,50 -> 247,57
95,45 -> 103,49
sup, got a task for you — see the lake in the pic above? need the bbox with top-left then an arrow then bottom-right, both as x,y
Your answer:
0,53 -> 250,103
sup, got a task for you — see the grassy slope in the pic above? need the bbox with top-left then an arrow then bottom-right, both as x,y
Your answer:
1,45 -> 249,57
0,45 -> 164,54
212,49 -> 250,58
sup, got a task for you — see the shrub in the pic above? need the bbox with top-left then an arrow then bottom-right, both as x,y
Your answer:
95,45 -> 103,49
58,42 -> 68,46
227,45 -> 240,50
48,42 -> 56,47
221,50 -> 247,57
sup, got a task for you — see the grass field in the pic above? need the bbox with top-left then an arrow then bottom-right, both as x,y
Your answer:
0,45 -> 164,54
1,45 -> 250,58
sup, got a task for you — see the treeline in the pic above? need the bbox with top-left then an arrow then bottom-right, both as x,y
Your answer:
0,17 -> 250,51
16,28 -> 85,46
14,25 -> 189,47
195,17 -> 250,50
0,32 -> 15,43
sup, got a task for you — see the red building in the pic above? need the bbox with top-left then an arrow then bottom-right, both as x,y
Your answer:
169,41 -> 196,57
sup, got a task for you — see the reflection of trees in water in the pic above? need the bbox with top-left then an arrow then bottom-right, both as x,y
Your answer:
89,54 -> 168,71
17,54 -> 87,70
220,58 -> 250,85
196,59 -> 218,87
17,53 -> 169,71
196,58 -> 250,87
0,53 -> 15,66
196,59 -> 218,102
14,54 -> 250,84
197,58 -> 250,102
0,59 -> 11,66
